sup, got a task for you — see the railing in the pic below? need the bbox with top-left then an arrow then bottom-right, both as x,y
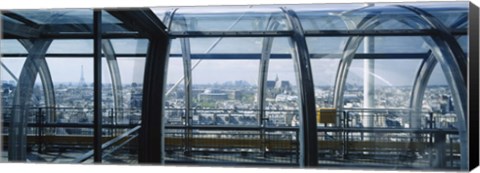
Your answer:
1,107 -> 461,169
315,108 -> 460,169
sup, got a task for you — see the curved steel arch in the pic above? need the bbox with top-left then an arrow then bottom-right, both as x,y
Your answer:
332,13 -> 392,111
281,7 -> 318,167
398,5 -> 468,169
409,15 -> 468,129
101,40 -> 124,119
256,15 -> 284,158
172,13 -> 194,154
257,16 -> 282,127
9,39 -> 52,161
331,6 -> 468,169
17,39 -> 56,123
8,14 -> 93,161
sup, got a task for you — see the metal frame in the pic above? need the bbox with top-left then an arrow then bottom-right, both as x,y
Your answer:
17,39 -> 56,124
176,13 -> 194,156
329,5 -> 468,170
8,39 -> 52,161
282,7 -> 318,167
2,52 -> 431,59
93,9 -> 103,163
467,2 -> 479,170
101,40 -> 125,120
398,5 -> 468,170
257,15 -> 283,158
409,15 -> 467,129
107,8 -> 170,163
0,4 -> 471,169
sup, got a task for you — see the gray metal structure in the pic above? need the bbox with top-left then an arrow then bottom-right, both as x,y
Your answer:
0,2 -> 476,170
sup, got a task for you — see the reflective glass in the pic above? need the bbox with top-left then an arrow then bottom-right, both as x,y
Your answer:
1,57 -> 27,107
409,2 -> 468,29
0,39 -> 28,54
307,37 -> 348,54
189,37 -> 263,54
170,7 -> 290,32
292,4 -> 366,31
264,37 -> 300,127
46,40 -> 93,54
356,36 -> 430,54
165,56 -> 185,126
110,39 -> 148,54
458,36 -> 467,53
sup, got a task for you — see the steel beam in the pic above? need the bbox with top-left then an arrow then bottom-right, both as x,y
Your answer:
17,40 -> 57,125
106,9 -> 168,39
170,31 -> 294,38
2,52 -> 431,60
2,11 -> 39,28
175,14 -> 194,155
467,2 -> 479,170
2,32 -> 144,39
139,37 -> 169,163
257,17 -> 280,127
257,16 -> 282,158
2,19 -> 40,38
282,7 -> 318,167
119,9 -> 171,162
409,51 -> 435,129
8,39 -> 52,161
101,40 -> 125,121
93,10 -> 103,163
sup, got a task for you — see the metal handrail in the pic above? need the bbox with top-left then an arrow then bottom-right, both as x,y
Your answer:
72,125 -> 140,163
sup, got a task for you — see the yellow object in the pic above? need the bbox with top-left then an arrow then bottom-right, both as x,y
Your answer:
317,108 -> 337,124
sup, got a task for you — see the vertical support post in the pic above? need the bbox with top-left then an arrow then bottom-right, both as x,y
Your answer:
434,132 -> 446,168
363,36 -> 374,141
139,38 -> 170,163
282,8 -> 318,167
468,2 -> 479,170
93,9 -> 103,163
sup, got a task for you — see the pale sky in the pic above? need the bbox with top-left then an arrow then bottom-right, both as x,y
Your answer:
1,37 -> 453,86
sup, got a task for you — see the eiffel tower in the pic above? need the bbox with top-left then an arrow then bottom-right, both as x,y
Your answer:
78,65 -> 86,88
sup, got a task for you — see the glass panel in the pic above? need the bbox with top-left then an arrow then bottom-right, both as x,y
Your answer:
189,37 -> 263,54
344,59 -> 421,108
296,3 -> 433,31
458,36 -> 467,53
1,39 -> 28,54
152,7 -> 176,23
356,36 -> 430,54
1,15 -> 24,24
1,56 -> 25,160
265,37 -> 300,127
410,1 -> 468,29
311,58 -> 340,108
191,59 -> 259,109
307,37 -> 348,55
46,40 -> 93,54
100,37 -> 148,163
165,57 -> 185,126
110,39 -> 148,54
292,4 -> 366,31
11,9 -> 93,25
0,58 -> 26,84
420,64 -> 459,168
170,7 -> 290,32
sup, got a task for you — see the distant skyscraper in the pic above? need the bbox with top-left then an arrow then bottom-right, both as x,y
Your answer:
79,65 -> 86,87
